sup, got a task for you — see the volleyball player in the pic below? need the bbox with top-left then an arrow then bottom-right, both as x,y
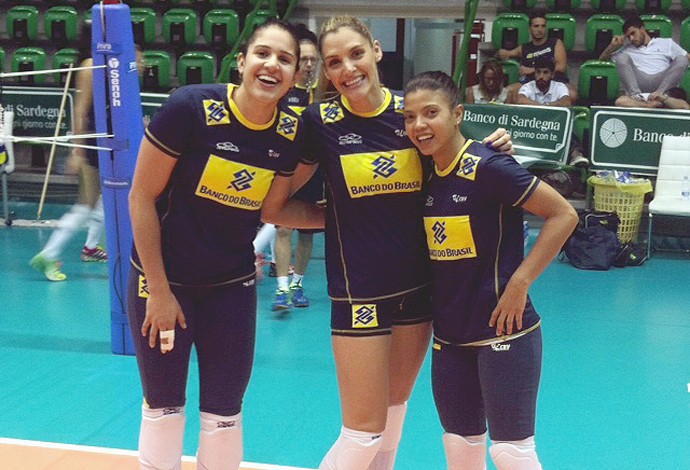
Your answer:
30,42 -> 107,281
126,20 -> 323,470
403,70 -> 577,470
298,16 -> 513,470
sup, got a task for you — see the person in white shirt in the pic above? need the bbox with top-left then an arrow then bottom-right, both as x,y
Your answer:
517,57 -> 588,171
599,16 -> 689,102
517,57 -> 572,107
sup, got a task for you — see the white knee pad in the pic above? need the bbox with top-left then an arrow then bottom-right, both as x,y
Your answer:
443,432 -> 487,470
197,411 -> 243,470
319,426 -> 383,470
489,437 -> 542,470
139,405 -> 186,470
367,402 -> 408,470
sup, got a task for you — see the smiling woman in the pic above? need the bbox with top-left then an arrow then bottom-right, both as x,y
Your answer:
125,18 -> 324,470
296,15 -> 515,470
403,70 -> 577,470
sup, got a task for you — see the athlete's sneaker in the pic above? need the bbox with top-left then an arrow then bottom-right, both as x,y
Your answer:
81,245 -> 108,262
30,253 -> 67,282
272,289 -> 292,311
290,284 -> 309,308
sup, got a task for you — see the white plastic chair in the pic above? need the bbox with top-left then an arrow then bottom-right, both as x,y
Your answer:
647,136 -> 690,258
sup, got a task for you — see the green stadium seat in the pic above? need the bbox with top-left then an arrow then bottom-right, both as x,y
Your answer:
204,9 -> 240,48
6,6 -> 39,44
44,6 -> 79,46
52,48 -> 80,85
249,0 -> 279,15
545,0 -> 582,11
585,14 -> 624,58
502,0 -> 537,9
244,8 -> 277,33
681,16 -> 690,52
141,50 -> 172,91
578,60 -> 619,106
492,13 -> 530,51
640,14 -> 673,39
218,53 -> 239,84
0,48 -> 5,74
571,106 -> 590,148
12,47 -> 47,85
634,0 -> 672,14
546,13 -> 576,52
131,7 -> 157,46
501,59 -> 520,87
591,0 -> 627,11
177,51 -> 215,85
163,8 -> 199,47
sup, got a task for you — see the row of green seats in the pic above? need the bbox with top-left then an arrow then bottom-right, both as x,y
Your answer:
493,12 -> 690,55
142,49 -> 240,91
0,45 -> 224,90
5,5 -> 83,45
4,4 -> 276,50
502,0 -> 689,13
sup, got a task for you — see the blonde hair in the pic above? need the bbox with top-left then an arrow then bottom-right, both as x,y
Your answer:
318,16 -> 374,51
315,16 -> 378,102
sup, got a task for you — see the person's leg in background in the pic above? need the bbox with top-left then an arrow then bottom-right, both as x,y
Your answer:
253,223 -> 276,280
272,226 -> 294,311
289,230 -> 315,307
30,161 -> 101,281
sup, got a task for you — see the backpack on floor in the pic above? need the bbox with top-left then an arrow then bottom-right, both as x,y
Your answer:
562,210 -> 621,271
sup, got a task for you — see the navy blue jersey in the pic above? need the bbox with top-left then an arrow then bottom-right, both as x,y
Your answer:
132,83 -> 305,286
302,88 -> 431,301
283,84 -> 314,116
281,84 -> 324,202
423,140 -> 540,345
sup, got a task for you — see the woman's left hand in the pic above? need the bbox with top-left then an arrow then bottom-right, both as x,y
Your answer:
489,279 -> 528,337
483,128 -> 514,155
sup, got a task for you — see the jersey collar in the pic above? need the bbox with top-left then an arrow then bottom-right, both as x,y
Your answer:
341,87 -> 392,118
226,83 -> 277,131
435,139 -> 474,177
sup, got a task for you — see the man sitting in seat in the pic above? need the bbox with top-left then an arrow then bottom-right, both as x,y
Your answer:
517,57 -> 588,171
599,16 -> 689,104
498,12 -> 577,103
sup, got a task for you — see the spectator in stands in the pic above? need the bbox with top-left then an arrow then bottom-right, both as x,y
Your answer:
465,59 -> 513,104
497,13 -> 577,103
616,86 -> 690,110
599,16 -> 690,103
517,57 -> 588,185
517,57 -> 573,107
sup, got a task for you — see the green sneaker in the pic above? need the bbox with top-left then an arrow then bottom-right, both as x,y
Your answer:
30,254 -> 67,282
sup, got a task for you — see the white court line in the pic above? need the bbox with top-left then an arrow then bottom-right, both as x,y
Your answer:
0,437 -> 315,470
1,219 -> 60,228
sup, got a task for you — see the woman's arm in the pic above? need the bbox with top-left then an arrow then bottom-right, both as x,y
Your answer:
129,138 -> 186,350
262,168 -> 325,229
489,181 -> 578,336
